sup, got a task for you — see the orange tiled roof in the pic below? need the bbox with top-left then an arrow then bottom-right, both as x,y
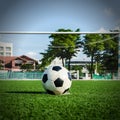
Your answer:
20,55 -> 38,62
0,55 -> 38,64
0,56 -> 17,64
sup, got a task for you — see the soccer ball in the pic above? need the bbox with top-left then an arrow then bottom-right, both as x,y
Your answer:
42,65 -> 72,95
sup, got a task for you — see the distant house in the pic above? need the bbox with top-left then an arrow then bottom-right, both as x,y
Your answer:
0,55 -> 38,71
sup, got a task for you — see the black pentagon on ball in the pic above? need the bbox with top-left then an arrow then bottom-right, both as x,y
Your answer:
54,78 -> 64,87
63,88 -> 69,94
52,66 -> 62,71
46,89 -> 55,95
42,74 -> 48,83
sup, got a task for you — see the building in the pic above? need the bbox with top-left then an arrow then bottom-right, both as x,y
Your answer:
0,55 -> 38,71
66,60 -> 91,66
50,57 -> 91,67
66,60 -> 92,80
0,41 -> 13,56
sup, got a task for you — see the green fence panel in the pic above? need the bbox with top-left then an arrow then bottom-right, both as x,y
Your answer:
0,71 -> 43,80
93,74 -> 112,80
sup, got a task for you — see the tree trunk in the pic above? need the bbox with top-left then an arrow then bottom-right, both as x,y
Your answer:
62,58 -> 64,67
68,58 -> 71,71
91,54 -> 94,79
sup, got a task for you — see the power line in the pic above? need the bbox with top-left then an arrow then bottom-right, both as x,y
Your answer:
85,34 -> 119,45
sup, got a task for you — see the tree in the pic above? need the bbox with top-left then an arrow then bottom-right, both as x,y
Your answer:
82,33 -> 119,78
40,28 -> 81,70
40,48 -> 55,70
49,28 -> 81,70
82,34 -> 104,78
101,33 -> 118,73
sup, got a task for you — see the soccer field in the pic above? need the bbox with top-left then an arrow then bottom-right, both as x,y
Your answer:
0,80 -> 120,120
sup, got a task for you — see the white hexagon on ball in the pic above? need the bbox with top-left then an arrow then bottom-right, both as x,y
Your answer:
42,65 -> 72,95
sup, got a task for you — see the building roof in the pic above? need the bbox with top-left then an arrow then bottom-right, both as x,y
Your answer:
0,56 -> 17,64
0,55 -> 38,64
20,55 -> 38,62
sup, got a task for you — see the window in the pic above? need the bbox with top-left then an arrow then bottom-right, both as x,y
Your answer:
15,60 -> 23,64
0,52 -> 4,56
0,46 -> 4,51
15,60 -> 23,66
6,52 -> 11,56
6,47 -> 11,51
26,61 -> 34,64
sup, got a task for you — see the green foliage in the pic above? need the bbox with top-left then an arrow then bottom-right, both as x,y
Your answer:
82,34 -> 104,78
83,34 -> 104,56
0,80 -> 120,120
0,63 -> 3,70
71,65 -> 83,76
101,33 -> 118,72
40,49 -> 55,70
49,28 -> 80,59
20,64 -> 34,71
82,33 -> 118,76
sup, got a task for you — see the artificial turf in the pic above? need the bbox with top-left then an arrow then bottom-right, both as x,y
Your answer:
0,80 -> 120,120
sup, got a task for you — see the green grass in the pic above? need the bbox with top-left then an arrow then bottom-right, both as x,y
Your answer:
0,80 -> 120,120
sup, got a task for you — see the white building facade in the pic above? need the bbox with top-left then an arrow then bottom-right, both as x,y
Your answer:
0,42 -> 13,56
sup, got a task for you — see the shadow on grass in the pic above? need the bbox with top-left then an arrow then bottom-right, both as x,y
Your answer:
5,91 -> 47,94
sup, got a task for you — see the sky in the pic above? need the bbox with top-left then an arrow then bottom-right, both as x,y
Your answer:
0,0 -> 120,61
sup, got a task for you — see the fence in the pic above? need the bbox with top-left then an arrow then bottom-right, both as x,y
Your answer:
0,71 -> 118,80
93,73 -> 118,80
93,74 -> 112,80
0,71 -> 43,80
